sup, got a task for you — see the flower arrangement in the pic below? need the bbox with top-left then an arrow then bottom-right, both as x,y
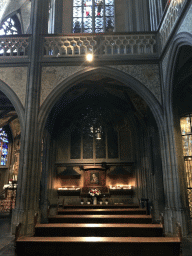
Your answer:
89,188 -> 101,197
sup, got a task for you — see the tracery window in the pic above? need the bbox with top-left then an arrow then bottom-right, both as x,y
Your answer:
0,128 -> 9,166
0,15 -> 21,35
70,108 -> 118,160
180,115 -> 192,217
73,0 -> 115,33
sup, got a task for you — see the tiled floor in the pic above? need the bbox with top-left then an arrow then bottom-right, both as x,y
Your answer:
0,215 -> 192,256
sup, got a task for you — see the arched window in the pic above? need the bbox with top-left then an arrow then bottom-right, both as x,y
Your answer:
73,0 -> 115,33
70,108 -> 118,160
0,128 -> 9,166
180,115 -> 192,217
0,15 -> 21,35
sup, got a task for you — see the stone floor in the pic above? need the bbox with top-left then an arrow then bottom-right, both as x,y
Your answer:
0,215 -> 15,256
0,215 -> 192,256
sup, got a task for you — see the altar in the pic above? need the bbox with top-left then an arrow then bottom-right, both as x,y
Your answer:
57,165 -> 135,205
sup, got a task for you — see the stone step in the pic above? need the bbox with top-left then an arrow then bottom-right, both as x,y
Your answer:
62,204 -> 140,209
57,208 -> 147,215
48,214 -> 153,224
35,223 -> 163,237
16,236 -> 181,256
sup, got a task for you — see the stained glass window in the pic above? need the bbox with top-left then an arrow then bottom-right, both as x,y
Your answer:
70,108 -> 119,160
108,125 -> 118,158
73,0 -> 115,33
180,116 -> 192,156
71,128 -> 81,159
180,115 -> 192,218
0,15 -> 21,35
0,128 -> 8,166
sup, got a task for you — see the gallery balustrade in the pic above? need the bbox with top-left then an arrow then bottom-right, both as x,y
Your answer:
0,35 -> 30,57
0,0 -> 189,63
43,33 -> 158,58
159,0 -> 188,50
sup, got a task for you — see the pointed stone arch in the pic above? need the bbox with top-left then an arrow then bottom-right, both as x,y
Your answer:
0,79 -> 24,132
163,32 -> 192,235
39,66 -> 163,137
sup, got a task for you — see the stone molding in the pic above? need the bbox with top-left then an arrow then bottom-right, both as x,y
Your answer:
0,67 -> 27,107
41,64 -> 161,105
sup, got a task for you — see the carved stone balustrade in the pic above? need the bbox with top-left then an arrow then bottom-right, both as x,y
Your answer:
43,33 -> 158,58
0,36 -> 30,57
159,0 -> 187,50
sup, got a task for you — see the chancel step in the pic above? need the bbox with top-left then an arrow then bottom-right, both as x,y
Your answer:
48,214 -> 153,224
62,204 -> 140,209
57,208 -> 147,215
16,205 -> 181,256
16,236 -> 181,256
35,223 -> 163,237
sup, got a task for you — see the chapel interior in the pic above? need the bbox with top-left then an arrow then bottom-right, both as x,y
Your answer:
0,1 -> 192,250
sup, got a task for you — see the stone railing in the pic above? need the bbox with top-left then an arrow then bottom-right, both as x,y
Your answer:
159,0 -> 187,49
0,36 -> 30,57
43,33 -> 158,58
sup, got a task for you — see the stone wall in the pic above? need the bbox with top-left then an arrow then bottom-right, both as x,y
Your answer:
41,64 -> 161,106
0,67 -> 28,107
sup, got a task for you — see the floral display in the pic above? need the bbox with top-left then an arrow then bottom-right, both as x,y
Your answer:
89,188 -> 101,197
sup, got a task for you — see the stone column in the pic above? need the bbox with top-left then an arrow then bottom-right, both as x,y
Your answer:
135,0 -> 140,31
149,0 -> 156,31
127,0 -> 133,32
143,0 -> 151,31
160,118 -> 189,236
149,0 -> 164,31
12,0 -> 49,236
40,132 -> 51,224
55,0 -> 63,33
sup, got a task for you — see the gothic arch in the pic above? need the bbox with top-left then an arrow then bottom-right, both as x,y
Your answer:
164,33 -> 192,175
165,32 -> 192,113
163,32 -> 192,234
0,79 -> 25,132
39,66 -> 163,138
38,65 -> 176,232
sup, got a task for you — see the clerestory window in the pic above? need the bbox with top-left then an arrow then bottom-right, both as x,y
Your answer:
0,15 -> 21,35
73,0 -> 115,33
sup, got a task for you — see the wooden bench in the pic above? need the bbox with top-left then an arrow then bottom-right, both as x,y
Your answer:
35,223 -> 163,237
48,214 -> 153,224
16,236 -> 181,256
